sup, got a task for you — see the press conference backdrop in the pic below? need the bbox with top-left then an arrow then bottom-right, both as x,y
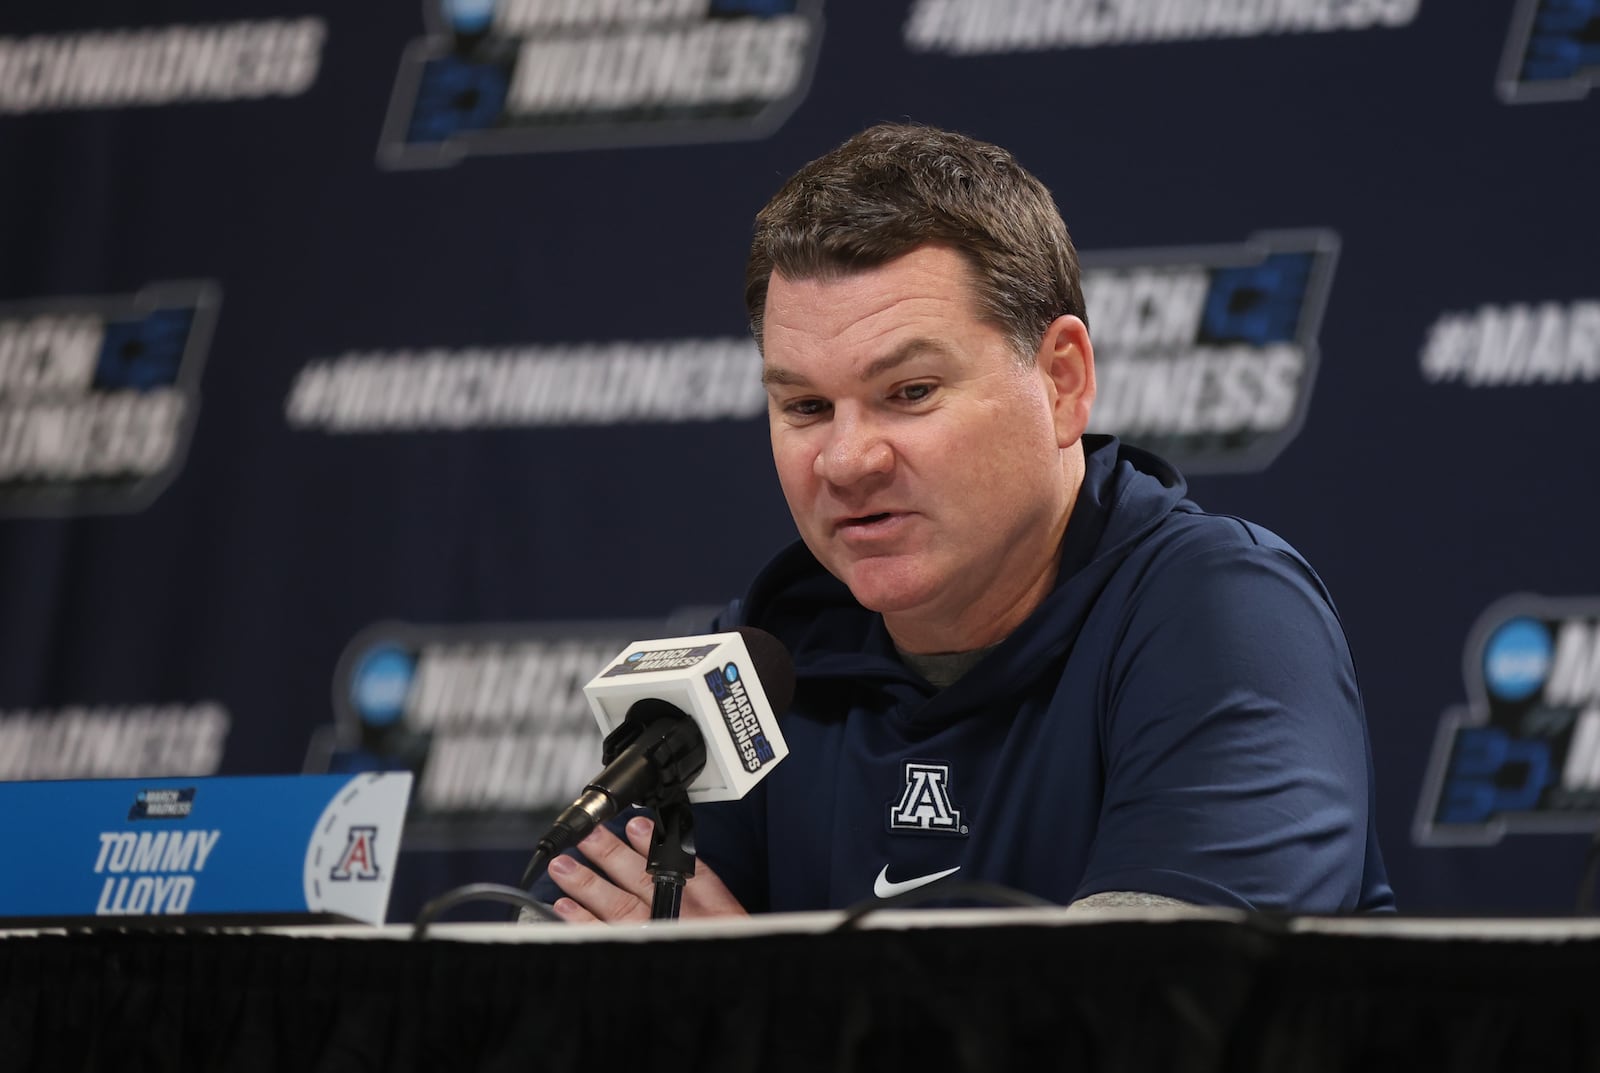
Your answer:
0,0 -> 1596,921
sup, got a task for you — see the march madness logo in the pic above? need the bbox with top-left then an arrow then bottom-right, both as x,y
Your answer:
889,761 -> 967,836
702,662 -> 777,773
1499,0 -> 1600,103
128,788 -> 196,821
0,20 -> 324,114
1418,295 -> 1598,387
0,283 -> 217,515
1082,231 -> 1337,473
1415,595 -> 1600,845
0,702 -> 229,780
378,0 -> 825,168
904,0 -> 1419,53
304,612 -> 716,848
602,644 -> 720,675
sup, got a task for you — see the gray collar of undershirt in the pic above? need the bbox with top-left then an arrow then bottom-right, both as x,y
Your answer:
896,645 -> 996,690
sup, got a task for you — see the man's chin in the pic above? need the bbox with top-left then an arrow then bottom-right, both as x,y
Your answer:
810,546 -> 941,612
839,571 -> 939,617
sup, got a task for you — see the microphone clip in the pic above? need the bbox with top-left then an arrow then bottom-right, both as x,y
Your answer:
645,794 -> 697,920
599,698 -> 708,810
602,704 -> 707,920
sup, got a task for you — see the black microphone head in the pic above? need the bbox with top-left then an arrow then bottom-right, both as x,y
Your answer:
736,627 -> 795,715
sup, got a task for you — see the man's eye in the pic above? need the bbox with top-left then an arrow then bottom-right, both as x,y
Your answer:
785,398 -> 828,417
897,383 -> 936,402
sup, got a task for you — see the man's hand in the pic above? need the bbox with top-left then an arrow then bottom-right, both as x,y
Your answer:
546,815 -> 748,923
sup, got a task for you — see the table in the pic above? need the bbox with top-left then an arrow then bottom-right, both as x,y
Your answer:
5,907 -> 1600,1071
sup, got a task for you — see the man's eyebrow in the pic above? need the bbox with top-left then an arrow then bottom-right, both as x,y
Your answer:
761,338 -> 952,388
760,364 -> 810,388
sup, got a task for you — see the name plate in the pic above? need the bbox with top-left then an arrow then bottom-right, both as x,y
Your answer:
0,773 -> 411,926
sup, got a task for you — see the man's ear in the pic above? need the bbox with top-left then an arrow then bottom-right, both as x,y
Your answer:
1035,315 -> 1096,448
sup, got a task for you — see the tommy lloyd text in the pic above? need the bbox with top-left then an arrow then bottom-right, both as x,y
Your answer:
92,829 -> 220,915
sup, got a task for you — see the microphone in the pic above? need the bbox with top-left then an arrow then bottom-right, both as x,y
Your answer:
521,628 -> 794,885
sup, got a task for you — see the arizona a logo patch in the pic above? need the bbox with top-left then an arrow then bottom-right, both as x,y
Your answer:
888,761 -> 968,836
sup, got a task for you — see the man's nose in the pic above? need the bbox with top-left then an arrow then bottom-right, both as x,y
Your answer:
815,411 -> 893,486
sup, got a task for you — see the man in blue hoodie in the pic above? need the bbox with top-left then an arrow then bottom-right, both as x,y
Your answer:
539,122 -> 1394,919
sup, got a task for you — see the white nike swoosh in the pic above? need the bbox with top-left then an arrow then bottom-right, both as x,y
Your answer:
873,864 -> 961,899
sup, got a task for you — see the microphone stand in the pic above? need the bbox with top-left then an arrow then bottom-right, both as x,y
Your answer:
647,793 -> 697,920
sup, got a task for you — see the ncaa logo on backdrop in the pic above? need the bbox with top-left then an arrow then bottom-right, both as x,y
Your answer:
304,614 -> 713,847
1499,0 -> 1600,103
1082,231 -> 1337,473
379,0 -> 825,168
1415,596 -> 1600,846
0,283 -> 217,515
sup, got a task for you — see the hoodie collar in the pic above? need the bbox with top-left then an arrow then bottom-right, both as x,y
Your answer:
737,436 -> 1190,693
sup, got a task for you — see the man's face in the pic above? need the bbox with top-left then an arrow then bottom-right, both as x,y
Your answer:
761,244 -> 1082,653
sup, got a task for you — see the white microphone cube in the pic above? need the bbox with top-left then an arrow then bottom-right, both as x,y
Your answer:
582,632 -> 790,803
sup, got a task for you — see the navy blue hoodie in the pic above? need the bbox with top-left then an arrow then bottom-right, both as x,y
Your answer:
692,435 -> 1394,913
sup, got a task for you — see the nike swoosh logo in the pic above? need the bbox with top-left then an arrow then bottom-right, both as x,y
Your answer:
873,864 -> 961,899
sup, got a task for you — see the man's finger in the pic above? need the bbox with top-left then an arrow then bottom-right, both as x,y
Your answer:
550,896 -> 598,924
575,821 -> 655,900
624,815 -> 656,856
546,851 -> 648,923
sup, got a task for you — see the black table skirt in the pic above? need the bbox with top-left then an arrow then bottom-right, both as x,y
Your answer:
4,912 -> 1599,1072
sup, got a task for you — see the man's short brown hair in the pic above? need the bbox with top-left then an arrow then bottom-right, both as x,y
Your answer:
744,122 -> 1086,362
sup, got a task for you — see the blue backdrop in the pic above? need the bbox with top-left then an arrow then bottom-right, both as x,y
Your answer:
2,0 -> 1597,920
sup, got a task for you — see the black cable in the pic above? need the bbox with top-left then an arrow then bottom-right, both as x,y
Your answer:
411,882 -> 561,940
518,845 -> 552,892
833,880 -> 1056,931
